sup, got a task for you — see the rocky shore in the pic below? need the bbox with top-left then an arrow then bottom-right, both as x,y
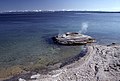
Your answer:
6,44 -> 120,81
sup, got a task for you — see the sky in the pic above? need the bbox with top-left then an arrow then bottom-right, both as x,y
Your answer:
0,0 -> 120,11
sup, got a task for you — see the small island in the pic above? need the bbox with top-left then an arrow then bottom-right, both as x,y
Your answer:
52,32 -> 96,45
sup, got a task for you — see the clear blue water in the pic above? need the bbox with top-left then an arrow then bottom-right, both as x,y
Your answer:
0,11 -> 120,70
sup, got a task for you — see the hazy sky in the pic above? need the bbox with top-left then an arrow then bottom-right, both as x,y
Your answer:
0,0 -> 120,11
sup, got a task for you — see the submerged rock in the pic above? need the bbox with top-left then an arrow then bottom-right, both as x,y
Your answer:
52,32 -> 96,45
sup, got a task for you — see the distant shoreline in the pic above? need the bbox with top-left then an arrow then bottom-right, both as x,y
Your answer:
1,11 -> 120,14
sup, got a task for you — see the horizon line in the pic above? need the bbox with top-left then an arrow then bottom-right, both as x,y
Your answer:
0,10 -> 120,13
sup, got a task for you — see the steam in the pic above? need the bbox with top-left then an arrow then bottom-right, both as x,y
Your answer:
58,29 -> 63,35
79,22 -> 89,34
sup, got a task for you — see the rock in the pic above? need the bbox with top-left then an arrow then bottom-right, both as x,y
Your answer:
19,78 -> 26,81
107,42 -> 116,46
52,32 -> 96,45
31,73 -> 40,79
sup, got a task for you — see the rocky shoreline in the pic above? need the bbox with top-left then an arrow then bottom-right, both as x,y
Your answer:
5,44 -> 120,81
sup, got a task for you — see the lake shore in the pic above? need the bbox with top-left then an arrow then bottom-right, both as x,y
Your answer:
4,44 -> 120,81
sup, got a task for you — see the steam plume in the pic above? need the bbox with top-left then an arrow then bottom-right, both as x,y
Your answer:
79,22 -> 88,34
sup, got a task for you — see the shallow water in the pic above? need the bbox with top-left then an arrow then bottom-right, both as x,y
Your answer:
0,11 -> 120,78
